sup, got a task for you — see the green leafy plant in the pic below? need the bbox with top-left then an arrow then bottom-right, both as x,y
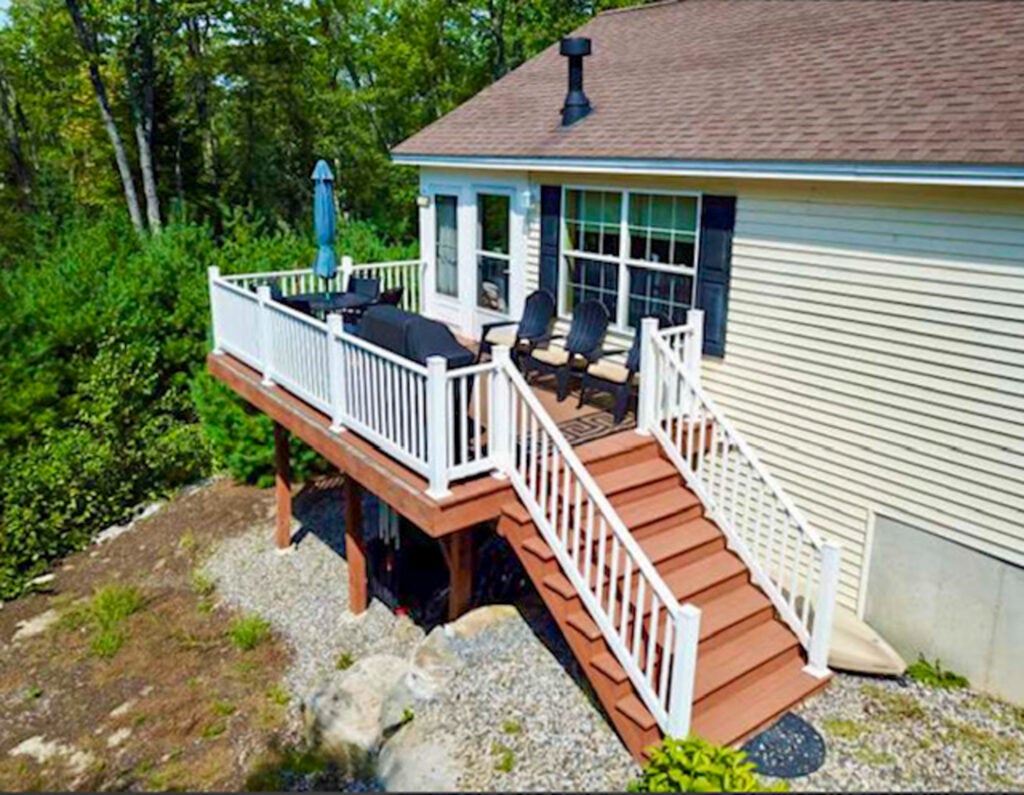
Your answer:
906,655 -> 970,689
628,736 -> 786,792
227,615 -> 271,651
335,652 -> 355,671
501,719 -> 521,735
491,741 -> 515,773
62,584 -> 145,659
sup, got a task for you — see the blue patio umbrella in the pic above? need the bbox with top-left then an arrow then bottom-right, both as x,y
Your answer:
311,159 -> 337,291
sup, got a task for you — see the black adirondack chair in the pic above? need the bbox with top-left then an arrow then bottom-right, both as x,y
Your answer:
523,299 -> 610,401
476,289 -> 556,363
268,277 -> 312,315
377,287 -> 404,307
578,313 -> 670,424
347,275 -> 381,300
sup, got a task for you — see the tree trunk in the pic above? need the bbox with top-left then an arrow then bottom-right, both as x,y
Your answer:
133,0 -> 161,232
65,0 -> 145,234
0,68 -> 32,210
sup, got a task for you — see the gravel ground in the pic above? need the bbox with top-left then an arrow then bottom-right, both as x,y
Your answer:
202,480 -> 638,791
782,671 -> 1024,792
203,480 -> 1024,792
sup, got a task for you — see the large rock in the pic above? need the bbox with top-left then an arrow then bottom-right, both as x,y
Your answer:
445,604 -> 519,639
376,719 -> 462,792
305,654 -> 411,766
380,627 -> 462,730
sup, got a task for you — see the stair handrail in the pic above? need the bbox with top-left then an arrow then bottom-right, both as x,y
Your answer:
490,346 -> 701,738
639,318 -> 841,676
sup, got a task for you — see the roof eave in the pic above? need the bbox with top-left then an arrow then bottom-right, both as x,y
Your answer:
390,153 -> 1024,189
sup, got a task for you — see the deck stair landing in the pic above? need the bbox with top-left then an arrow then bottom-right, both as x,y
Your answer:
498,431 -> 829,759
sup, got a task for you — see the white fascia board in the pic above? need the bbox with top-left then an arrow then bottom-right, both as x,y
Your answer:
392,153 -> 1024,189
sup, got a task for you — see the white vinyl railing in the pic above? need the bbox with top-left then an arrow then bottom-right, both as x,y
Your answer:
220,256 -> 425,313
489,347 -> 701,737
638,314 -> 841,675
209,265 -> 493,497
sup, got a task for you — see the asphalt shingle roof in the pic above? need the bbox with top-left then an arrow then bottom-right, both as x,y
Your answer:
393,0 -> 1024,166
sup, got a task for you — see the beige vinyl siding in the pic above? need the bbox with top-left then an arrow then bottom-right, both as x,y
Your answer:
522,173 -> 1024,613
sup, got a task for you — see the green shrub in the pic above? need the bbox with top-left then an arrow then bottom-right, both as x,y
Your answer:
906,655 -> 970,689
628,736 -> 785,792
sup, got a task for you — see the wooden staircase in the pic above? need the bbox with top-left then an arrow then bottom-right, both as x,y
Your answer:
497,430 -> 829,760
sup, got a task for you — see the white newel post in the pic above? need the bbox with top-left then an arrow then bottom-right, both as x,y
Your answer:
425,356 -> 451,499
341,255 -> 354,292
327,314 -> 346,433
806,541 -> 842,677
256,285 -> 274,386
490,345 -> 512,478
208,266 -> 223,354
636,317 -> 660,435
685,309 -> 704,393
667,603 -> 702,737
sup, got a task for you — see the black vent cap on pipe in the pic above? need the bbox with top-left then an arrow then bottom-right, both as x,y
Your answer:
559,37 -> 592,127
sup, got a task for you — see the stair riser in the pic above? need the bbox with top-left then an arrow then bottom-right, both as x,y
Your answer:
590,663 -> 634,702
675,570 -> 750,606
693,645 -> 804,717
567,620 -> 606,658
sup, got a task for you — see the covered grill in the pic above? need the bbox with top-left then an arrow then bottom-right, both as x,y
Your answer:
358,306 -> 475,368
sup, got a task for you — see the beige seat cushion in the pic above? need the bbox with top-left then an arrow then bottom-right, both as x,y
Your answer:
531,342 -> 571,367
587,357 -> 633,384
484,326 -> 518,348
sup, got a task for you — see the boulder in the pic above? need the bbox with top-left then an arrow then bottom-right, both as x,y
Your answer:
381,627 -> 462,731
305,654 -> 411,765
377,719 -> 462,792
445,604 -> 519,639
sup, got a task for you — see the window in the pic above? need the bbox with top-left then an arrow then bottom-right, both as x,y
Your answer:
435,194 -> 458,298
477,193 -> 510,312
562,188 -> 700,329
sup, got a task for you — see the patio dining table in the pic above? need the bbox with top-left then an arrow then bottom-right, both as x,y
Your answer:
286,290 -> 374,321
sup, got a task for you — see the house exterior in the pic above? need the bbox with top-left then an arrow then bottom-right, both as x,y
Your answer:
391,0 -> 1024,704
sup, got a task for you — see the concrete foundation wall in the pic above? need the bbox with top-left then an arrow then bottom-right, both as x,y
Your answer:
865,514 -> 1024,705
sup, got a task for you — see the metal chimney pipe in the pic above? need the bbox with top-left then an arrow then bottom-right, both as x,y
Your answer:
560,37 -> 592,126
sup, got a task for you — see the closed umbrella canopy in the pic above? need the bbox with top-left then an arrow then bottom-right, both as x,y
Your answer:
312,159 -> 337,282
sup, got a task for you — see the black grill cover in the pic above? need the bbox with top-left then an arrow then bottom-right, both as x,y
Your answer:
359,306 -> 474,368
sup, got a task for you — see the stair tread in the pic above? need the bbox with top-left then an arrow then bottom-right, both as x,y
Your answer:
662,550 -> 747,602
695,584 -> 774,640
617,489 -> 701,529
567,610 -> 602,640
592,652 -> 629,684
615,694 -> 658,731
521,534 -> 554,562
576,432 -> 657,465
634,517 -> 721,566
595,458 -> 678,496
694,620 -> 799,701
693,661 -> 828,746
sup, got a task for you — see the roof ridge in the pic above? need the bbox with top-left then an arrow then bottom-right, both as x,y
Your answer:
598,0 -> 685,18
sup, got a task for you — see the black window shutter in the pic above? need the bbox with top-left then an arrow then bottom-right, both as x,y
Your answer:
539,185 -> 561,299
694,195 -> 737,357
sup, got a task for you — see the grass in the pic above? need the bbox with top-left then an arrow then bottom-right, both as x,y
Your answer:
213,701 -> 236,717
335,652 -> 355,671
860,684 -> 926,722
491,741 -> 515,773
822,718 -> 867,740
942,719 -> 1022,763
266,685 -> 290,706
501,719 -> 522,735
191,571 -> 216,597
854,748 -> 895,766
23,685 -> 43,701
227,615 -> 271,651
61,584 -> 145,659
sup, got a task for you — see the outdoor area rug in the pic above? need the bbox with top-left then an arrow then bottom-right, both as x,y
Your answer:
741,712 -> 826,778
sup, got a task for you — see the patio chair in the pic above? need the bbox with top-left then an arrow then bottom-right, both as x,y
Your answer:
522,299 -> 610,401
578,313 -> 670,424
476,289 -> 556,364
268,277 -> 312,315
347,275 -> 381,300
377,287 -> 404,307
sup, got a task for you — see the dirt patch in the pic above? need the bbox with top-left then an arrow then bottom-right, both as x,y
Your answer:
0,479 -> 294,792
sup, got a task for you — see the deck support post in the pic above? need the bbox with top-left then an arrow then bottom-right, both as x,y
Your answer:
273,422 -> 292,549
441,532 -> 473,622
667,603 -> 701,737
636,317 -> 659,434
425,356 -> 451,499
806,541 -> 841,677
344,476 -> 369,614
